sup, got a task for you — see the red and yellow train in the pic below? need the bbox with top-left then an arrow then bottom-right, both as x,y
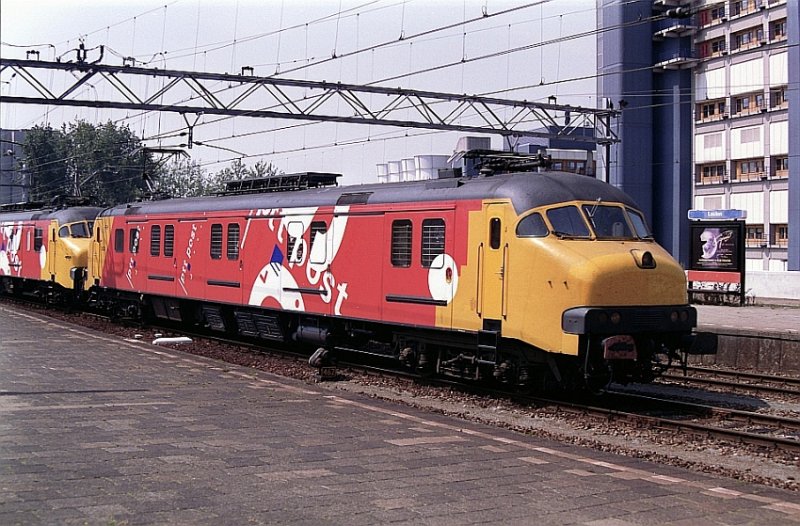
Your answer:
1,166 -> 713,390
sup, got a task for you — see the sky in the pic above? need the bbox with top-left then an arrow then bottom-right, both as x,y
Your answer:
1,0 -> 597,186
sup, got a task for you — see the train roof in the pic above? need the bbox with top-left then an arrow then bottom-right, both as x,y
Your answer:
0,206 -> 103,224
99,171 -> 641,218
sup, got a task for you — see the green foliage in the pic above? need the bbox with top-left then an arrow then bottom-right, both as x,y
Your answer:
22,120 -> 154,205
156,158 -> 282,197
155,158 -> 209,198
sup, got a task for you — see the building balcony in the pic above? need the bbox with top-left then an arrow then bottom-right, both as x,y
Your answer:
653,18 -> 697,40
735,171 -> 765,182
654,49 -> 699,70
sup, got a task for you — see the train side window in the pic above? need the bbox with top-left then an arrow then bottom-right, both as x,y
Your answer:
58,225 -> 70,238
489,218 -> 501,249
391,220 -> 412,267
286,221 -> 305,264
309,221 -> 327,264
34,228 -> 43,251
421,218 -> 445,268
516,213 -> 548,238
210,223 -> 223,260
27,229 -> 31,251
150,225 -> 161,257
227,223 -> 240,260
164,225 -> 174,257
129,228 -> 140,253
114,228 -> 124,253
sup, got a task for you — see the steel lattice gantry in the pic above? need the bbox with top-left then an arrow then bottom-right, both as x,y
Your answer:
1,58 -> 619,144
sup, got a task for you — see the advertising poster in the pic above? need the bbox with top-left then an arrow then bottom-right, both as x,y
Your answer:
689,221 -> 745,272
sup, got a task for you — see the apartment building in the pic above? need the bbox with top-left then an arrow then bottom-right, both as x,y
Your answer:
693,0 -> 794,270
598,0 -> 798,271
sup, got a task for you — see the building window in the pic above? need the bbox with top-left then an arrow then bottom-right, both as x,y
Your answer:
730,0 -> 759,18
733,92 -> 764,116
150,225 -> 161,257
770,19 -> 787,41
164,225 -> 174,257
697,99 -> 726,122
699,5 -> 726,27
731,26 -> 764,52
391,220 -> 412,267
773,157 -> 789,179
697,163 -> 726,185
772,224 -> 788,247
770,86 -> 788,110
210,223 -> 223,260
746,225 -> 765,247
700,37 -> 726,58
421,219 -> 445,268
226,224 -> 240,260
734,158 -> 764,181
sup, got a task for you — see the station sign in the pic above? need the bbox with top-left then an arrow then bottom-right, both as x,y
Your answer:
687,209 -> 747,221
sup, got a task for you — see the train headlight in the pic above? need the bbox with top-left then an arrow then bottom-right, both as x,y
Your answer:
610,312 -> 621,325
670,311 -> 679,323
597,312 -> 608,324
680,310 -> 689,322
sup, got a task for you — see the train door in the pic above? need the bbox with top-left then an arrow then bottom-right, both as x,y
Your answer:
143,222 -> 178,298
478,203 -> 508,326
90,220 -> 104,286
46,221 -> 58,280
383,208 -> 455,328
205,220 -> 243,304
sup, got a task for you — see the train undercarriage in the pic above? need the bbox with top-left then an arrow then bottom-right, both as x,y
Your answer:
79,288 -> 706,392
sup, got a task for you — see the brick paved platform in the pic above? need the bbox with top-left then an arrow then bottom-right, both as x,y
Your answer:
1,303 -> 799,525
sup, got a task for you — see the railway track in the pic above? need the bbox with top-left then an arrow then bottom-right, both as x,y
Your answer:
339,360 -> 800,455
663,365 -> 800,397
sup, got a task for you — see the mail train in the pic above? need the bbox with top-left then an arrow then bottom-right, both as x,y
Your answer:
0,169 -> 706,390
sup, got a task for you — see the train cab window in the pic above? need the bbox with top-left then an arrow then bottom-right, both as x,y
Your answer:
70,223 -> 90,238
59,225 -> 70,238
626,208 -> 653,239
114,229 -> 124,253
516,213 -> 548,238
582,204 -> 633,239
129,228 -> 140,254
489,218 -> 502,249
391,220 -> 412,267
546,206 -> 591,239
286,222 -> 305,264
210,224 -> 223,260
421,218 -> 445,268
226,224 -> 240,260
309,221 -> 327,264
164,225 -> 175,257
150,225 -> 161,257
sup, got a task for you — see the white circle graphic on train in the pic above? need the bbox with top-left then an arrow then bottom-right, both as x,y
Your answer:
427,253 -> 459,303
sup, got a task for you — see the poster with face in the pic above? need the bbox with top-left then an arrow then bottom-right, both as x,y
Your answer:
689,221 -> 744,271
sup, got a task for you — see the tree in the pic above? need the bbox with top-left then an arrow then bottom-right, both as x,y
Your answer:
22,120 -> 155,205
156,158 -> 209,198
